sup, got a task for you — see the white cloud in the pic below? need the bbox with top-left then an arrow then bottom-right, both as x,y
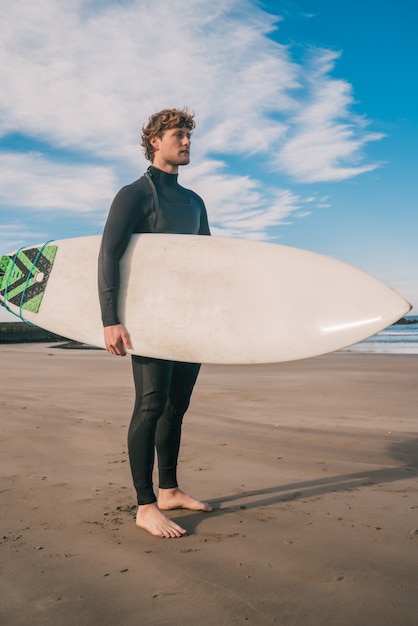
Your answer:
0,223 -> 48,253
183,160 -> 302,238
276,49 -> 384,182
0,153 -> 116,211
0,0 -> 298,157
0,0 -> 383,245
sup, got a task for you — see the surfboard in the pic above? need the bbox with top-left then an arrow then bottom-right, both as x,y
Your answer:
0,234 -> 411,363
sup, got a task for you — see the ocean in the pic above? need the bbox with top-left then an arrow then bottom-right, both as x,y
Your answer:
343,315 -> 418,354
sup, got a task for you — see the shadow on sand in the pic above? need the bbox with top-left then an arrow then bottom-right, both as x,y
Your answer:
176,437 -> 418,533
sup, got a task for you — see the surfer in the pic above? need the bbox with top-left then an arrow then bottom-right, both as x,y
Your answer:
98,108 -> 213,537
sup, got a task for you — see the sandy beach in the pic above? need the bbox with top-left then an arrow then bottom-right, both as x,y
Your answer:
1,344 -> 417,625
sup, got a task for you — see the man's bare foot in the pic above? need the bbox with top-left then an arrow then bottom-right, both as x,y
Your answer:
135,503 -> 187,538
158,487 -> 214,512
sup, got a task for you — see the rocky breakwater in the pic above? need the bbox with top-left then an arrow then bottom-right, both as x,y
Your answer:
0,321 -> 67,344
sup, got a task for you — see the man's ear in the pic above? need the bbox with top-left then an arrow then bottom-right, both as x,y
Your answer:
150,135 -> 160,152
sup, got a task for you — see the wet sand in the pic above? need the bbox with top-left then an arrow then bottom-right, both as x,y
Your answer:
1,345 -> 417,625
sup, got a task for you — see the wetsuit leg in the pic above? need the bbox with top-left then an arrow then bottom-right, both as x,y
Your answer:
128,357 -> 201,505
156,361 -> 201,490
128,356 -> 174,505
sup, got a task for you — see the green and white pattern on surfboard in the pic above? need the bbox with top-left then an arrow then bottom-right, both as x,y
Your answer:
0,245 -> 58,314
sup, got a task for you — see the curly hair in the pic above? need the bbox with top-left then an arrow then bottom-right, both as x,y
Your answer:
141,107 -> 196,162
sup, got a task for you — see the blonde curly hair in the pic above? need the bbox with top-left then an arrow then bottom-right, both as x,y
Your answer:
141,107 -> 196,162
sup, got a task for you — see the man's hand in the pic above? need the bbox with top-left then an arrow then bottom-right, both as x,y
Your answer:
104,324 -> 132,356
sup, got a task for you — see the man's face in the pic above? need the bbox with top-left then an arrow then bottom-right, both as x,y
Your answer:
151,126 -> 192,170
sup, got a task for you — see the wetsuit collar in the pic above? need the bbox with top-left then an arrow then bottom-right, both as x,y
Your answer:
148,165 -> 178,186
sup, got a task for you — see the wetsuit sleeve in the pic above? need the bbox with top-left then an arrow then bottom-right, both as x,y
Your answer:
98,184 -> 146,326
199,205 -> 211,236
196,195 -> 211,236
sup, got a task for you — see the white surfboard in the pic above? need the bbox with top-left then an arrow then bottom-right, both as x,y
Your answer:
0,234 -> 411,363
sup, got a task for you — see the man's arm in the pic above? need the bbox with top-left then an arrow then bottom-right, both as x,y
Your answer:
98,182 -> 148,355
198,198 -> 211,236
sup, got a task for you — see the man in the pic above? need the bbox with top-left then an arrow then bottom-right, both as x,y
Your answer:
98,108 -> 212,538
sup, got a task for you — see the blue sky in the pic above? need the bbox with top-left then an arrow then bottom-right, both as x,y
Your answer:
1,0 -> 417,321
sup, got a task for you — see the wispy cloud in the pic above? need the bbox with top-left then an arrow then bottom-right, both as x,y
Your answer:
0,223 -> 48,252
0,153 -> 116,211
276,49 -> 384,182
183,160 -> 303,238
0,0 -> 382,245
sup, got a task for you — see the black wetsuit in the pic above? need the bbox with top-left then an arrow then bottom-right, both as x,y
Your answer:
98,166 -> 210,505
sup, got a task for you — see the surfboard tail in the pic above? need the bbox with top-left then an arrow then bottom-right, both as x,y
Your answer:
0,245 -> 58,319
